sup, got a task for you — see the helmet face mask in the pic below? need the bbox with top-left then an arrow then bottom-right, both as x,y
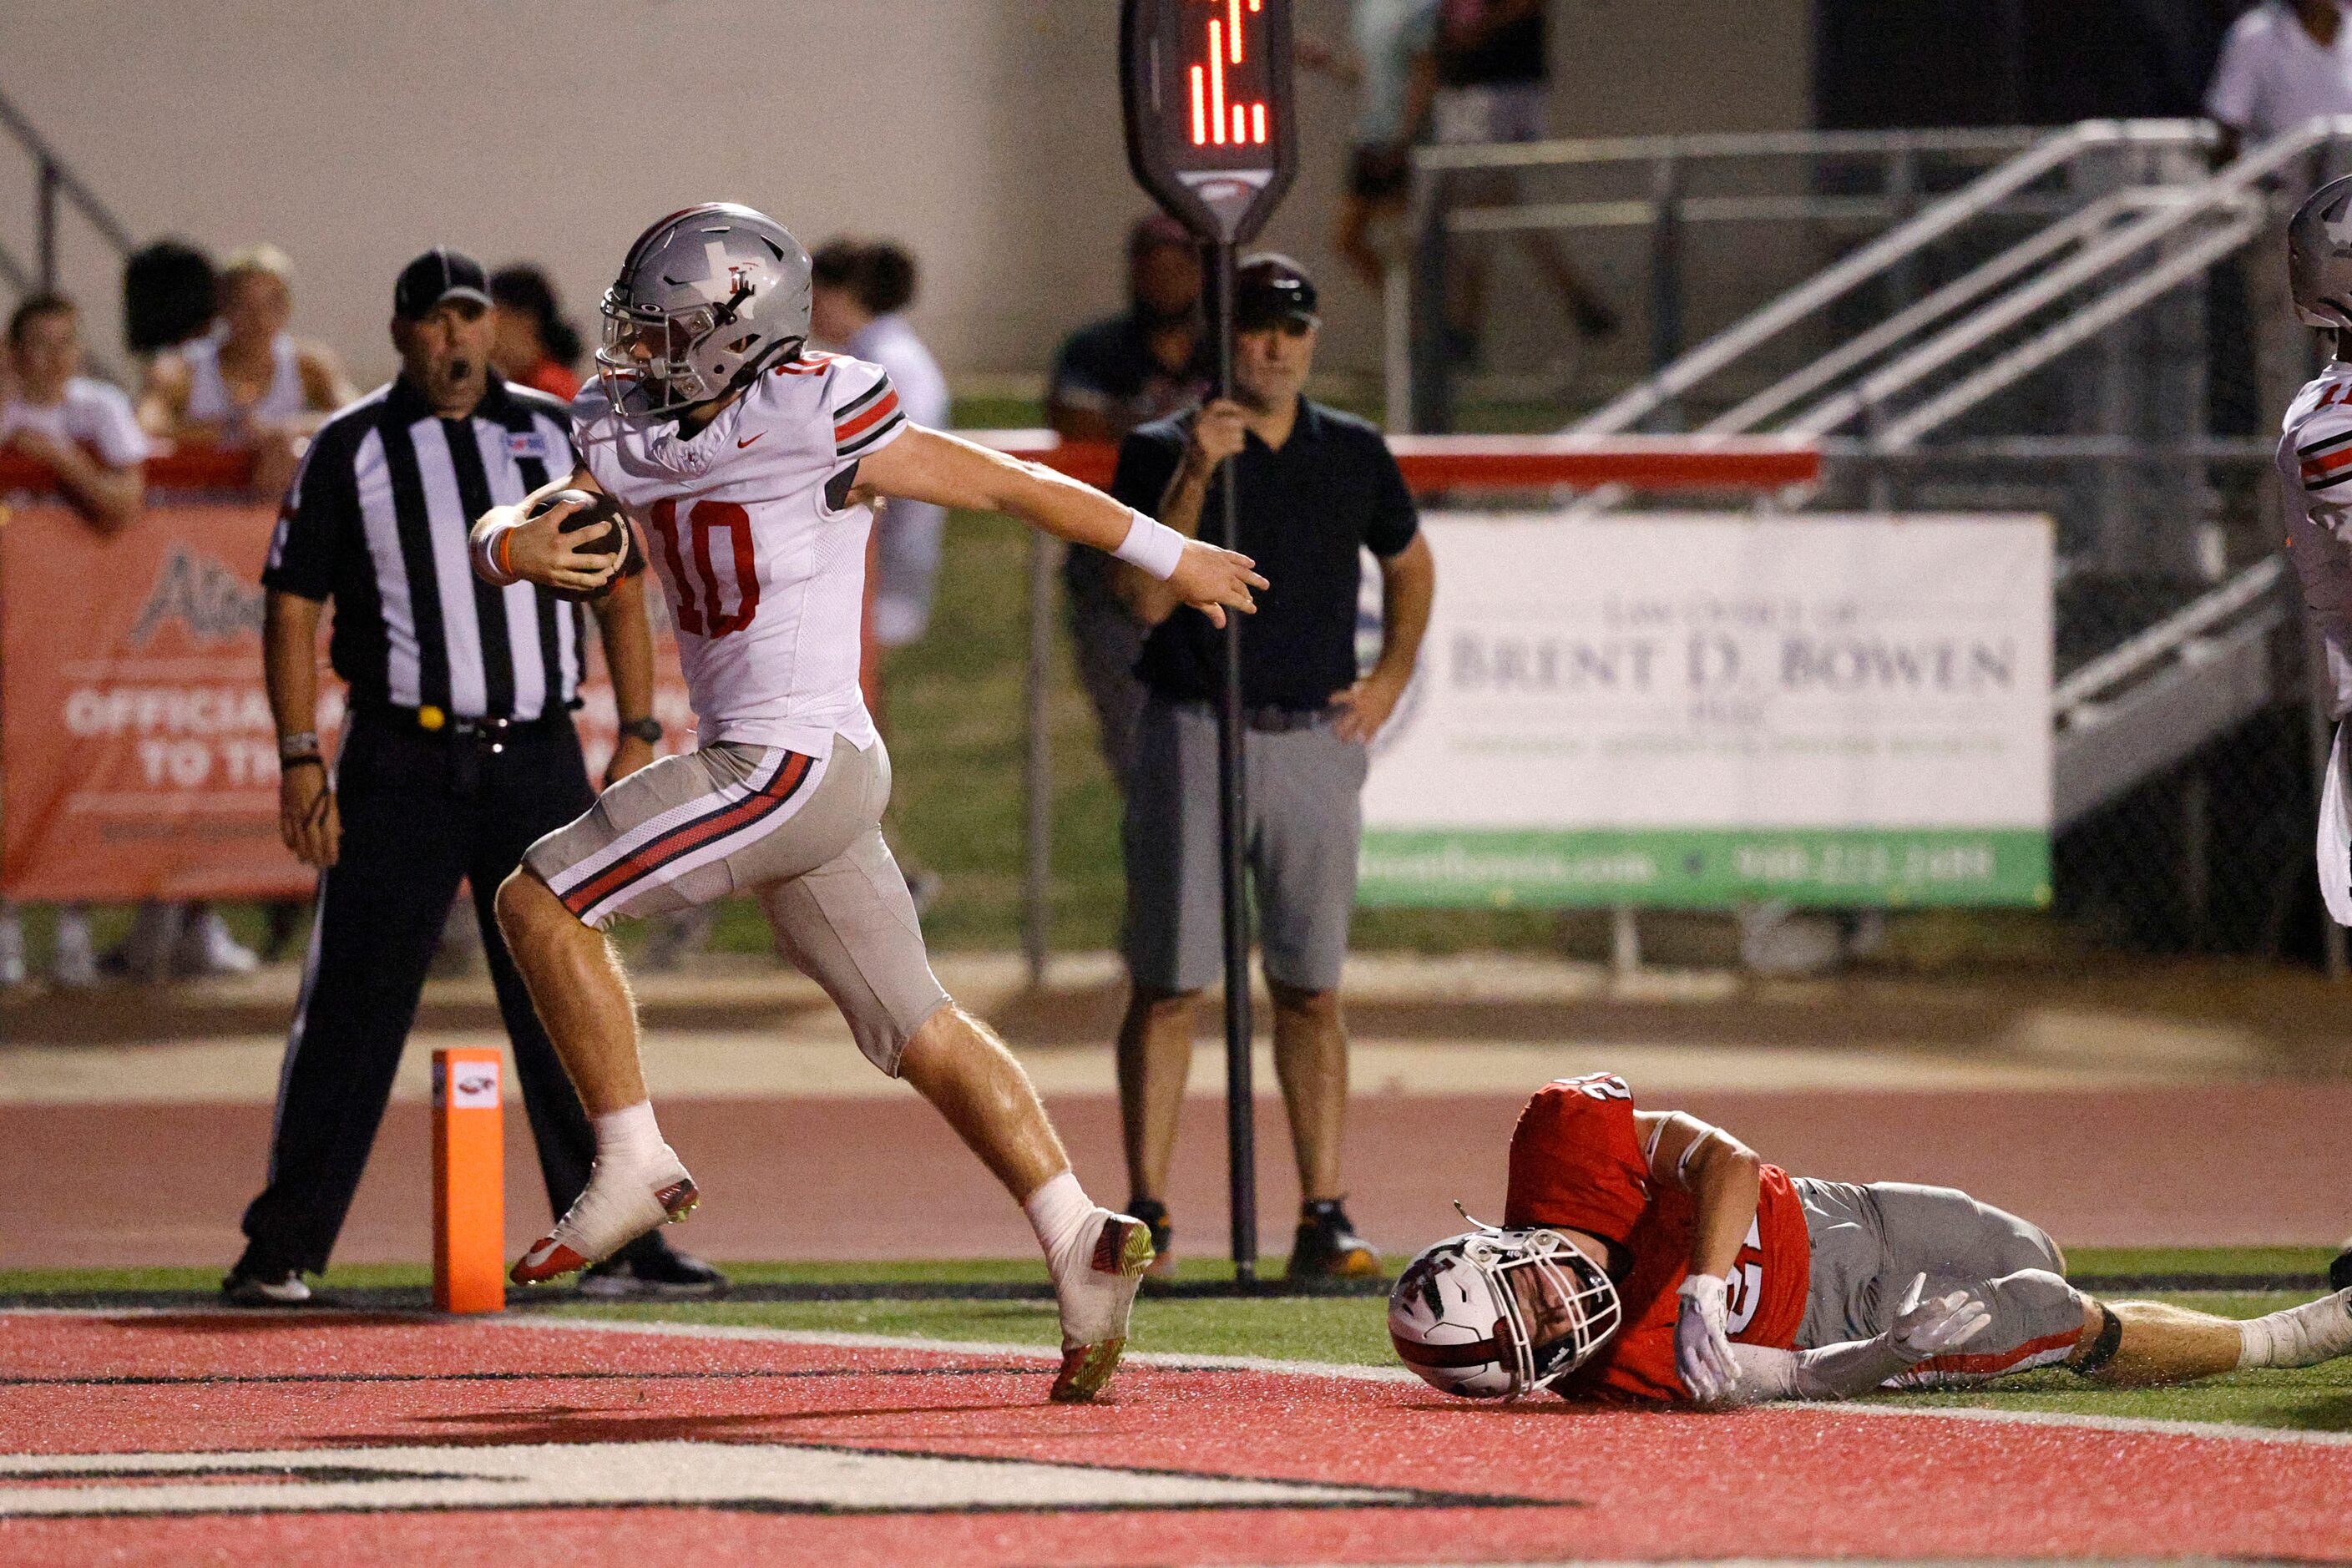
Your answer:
1388,1227 -> 1623,1400
2289,175 -> 2352,334
596,202 -> 813,418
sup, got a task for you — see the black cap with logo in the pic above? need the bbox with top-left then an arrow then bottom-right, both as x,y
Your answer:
392,247 -> 493,320
1233,253 -> 1318,332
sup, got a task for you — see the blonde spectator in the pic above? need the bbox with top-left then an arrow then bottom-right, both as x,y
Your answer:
139,244 -> 353,496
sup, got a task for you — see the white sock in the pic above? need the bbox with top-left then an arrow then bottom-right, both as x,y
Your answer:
2237,1288 -> 2352,1368
593,1102 -> 666,1169
1024,1170 -> 1095,1272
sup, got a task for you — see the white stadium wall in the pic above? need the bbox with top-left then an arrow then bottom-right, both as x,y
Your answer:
0,0 -> 1808,388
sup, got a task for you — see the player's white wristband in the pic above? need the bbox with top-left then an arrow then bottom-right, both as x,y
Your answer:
1113,508 -> 1187,581
469,517 -> 524,588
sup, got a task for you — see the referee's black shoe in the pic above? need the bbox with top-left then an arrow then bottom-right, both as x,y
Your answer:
577,1247 -> 728,1300
1287,1198 -> 1382,1284
2330,1245 -> 2352,1296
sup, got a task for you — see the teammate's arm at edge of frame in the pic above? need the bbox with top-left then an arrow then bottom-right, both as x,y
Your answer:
852,423 -> 1267,628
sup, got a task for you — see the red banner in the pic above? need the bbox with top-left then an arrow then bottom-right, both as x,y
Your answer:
2,498 -> 690,902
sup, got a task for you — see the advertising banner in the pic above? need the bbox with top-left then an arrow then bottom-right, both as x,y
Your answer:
1358,513 -> 2053,909
2,501 -> 690,902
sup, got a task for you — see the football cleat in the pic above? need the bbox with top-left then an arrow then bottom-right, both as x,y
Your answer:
513,1153 -> 700,1286
1049,1211 -> 1154,1404
1287,1197 -> 1383,1282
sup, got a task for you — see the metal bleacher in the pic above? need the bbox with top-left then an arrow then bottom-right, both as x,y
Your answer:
1404,117 -> 2352,841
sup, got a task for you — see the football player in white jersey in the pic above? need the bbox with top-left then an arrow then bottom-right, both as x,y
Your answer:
2281,177 -> 2352,1297
468,204 -> 1266,1402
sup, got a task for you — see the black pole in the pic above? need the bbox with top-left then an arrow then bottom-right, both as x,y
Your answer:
1210,240 -> 1258,1284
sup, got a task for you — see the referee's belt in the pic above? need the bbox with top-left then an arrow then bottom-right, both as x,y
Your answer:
359,702 -> 570,743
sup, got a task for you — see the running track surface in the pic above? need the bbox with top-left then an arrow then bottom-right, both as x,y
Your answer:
0,1312 -> 2347,1565
5,1084 -> 2348,1269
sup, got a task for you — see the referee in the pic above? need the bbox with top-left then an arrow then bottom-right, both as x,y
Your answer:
225,249 -> 721,1303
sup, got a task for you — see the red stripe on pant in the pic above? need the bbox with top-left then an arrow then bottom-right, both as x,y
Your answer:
560,753 -> 812,918
1905,1324 -> 2083,1380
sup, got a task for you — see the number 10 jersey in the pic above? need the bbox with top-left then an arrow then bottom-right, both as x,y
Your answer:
570,352 -> 908,756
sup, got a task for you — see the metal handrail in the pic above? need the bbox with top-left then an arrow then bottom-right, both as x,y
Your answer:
2052,557 -> 2289,716
1412,124 -> 2051,174
0,83 -> 137,290
1566,119 -> 2218,437
1844,117 -> 2352,450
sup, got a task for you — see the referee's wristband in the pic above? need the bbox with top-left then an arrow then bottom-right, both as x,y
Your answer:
1113,508 -> 1186,581
470,517 -> 524,588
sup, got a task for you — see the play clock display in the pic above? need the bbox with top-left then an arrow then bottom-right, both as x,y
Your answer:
1120,0 -> 1297,243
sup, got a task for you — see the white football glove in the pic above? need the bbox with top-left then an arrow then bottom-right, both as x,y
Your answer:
1886,1272 -> 1993,1364
1675,1273 -> 1740,1403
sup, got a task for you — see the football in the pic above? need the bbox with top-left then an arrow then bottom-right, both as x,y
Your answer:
528,488 -> 643,602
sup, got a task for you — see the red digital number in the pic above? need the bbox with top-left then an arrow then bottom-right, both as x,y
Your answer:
1188,0 -> 1269,149
646,498 -> 761,638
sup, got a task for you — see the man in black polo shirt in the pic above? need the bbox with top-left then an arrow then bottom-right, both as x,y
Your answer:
225,249 -> 720,1304
1108,255 -> 1436,1281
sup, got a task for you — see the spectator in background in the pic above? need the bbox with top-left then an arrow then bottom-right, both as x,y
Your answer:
488,265 -> 584,401
139,243 -> 353,498
2206,0 -> 2352,164
1429,0 -> 1617,366
0,292 -> 149,989
810,235 -> 952,914
1107,256 -> 1435,1282
811,240 -> 951,659
1299,0 -> 1443,291
1046,215 -> 1216,792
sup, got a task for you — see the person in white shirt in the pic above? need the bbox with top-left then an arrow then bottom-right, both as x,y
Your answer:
2206,0 -> 2352,162
1,292 -> 145,529
469,203 -> 1264,1403
810,239 -> 952,653
0,294 -> 148,989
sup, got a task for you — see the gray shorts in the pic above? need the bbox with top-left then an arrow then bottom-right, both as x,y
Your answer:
1431,82 -> 1550,147
1796,1178 -> 2086,1388
1122,696 -> 1368,994
524,734 -> 948,1075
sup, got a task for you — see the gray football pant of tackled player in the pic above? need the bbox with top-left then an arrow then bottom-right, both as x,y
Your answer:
1794,1178 -> 2086,1388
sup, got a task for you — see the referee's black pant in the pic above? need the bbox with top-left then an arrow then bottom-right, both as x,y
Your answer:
236,708 -> 673,1278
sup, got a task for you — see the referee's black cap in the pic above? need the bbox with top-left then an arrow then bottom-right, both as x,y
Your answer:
1234,254 -> 1318,331
393,247 -> 493,320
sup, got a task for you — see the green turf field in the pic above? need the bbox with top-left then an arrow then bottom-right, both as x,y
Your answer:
8,1247 -> 2346,1433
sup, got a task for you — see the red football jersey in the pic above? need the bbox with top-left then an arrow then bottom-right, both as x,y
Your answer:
1502,1074 -> 1810,1404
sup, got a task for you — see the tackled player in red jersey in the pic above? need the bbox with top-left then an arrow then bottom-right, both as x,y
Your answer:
1391,1074 -> 2352,1406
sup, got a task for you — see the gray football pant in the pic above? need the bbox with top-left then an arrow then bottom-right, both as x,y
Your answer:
1796,1178 -> 2087,1388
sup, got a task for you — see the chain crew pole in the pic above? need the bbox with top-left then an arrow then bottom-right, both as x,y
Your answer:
1209,240 -> 1259,1283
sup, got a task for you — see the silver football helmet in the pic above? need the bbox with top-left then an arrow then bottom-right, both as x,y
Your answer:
1388,1226 -> 1623,1400
2289,175 -> 2352,331
598,203 -> 813,416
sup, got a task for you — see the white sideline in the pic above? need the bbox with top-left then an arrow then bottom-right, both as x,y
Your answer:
502,1313 -> 2352,1448
12,1307 -> 2352,1449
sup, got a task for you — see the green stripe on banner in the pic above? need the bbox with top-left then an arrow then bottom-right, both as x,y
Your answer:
1356,828 -> 2051,909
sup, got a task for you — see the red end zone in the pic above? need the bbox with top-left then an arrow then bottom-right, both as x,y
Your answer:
0,1311 -> 2346,1565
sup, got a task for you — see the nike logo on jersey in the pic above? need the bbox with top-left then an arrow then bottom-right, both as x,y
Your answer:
736,432 -> 766,449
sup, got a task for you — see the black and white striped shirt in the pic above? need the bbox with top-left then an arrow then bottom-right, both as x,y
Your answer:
264,373 -> 595,721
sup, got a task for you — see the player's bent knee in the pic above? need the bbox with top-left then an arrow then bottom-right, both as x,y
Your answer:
493,867 -> 579,945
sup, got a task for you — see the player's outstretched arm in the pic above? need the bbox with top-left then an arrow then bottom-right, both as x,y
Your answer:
1716,1275 -> 1992,1407
856,426 -> 1267,628
468,464 -> 623,594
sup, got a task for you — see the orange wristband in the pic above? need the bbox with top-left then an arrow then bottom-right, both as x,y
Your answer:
496,526 -> 515,580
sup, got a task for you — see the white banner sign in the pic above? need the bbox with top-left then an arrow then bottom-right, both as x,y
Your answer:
1360,513 -> 2052,908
